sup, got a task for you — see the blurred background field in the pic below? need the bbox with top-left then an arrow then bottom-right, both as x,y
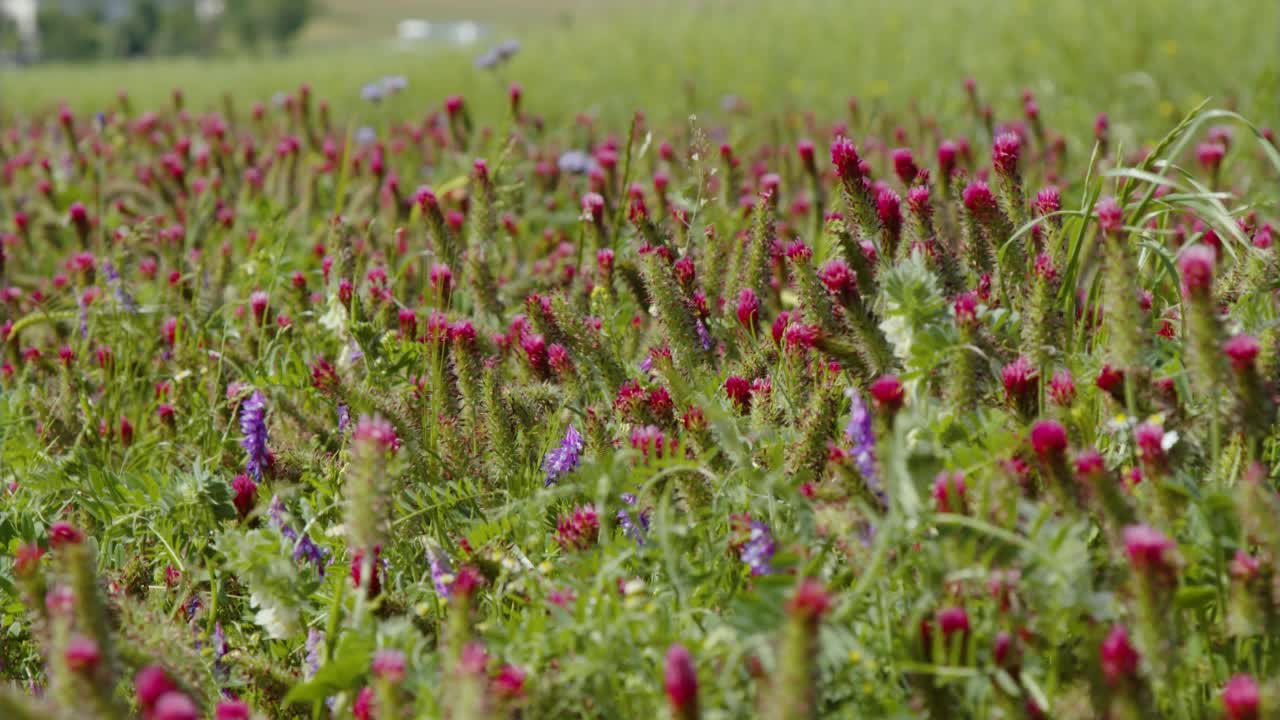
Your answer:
0,0 -> 1277,137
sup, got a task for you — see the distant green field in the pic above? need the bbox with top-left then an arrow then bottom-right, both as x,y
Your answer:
298,0 -> 607,49
2,0 -> 1277,137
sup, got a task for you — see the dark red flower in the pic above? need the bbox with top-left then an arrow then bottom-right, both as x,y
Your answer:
663,645 -> 699,717
48,521 -> 84,549
1224,334 -> 1260,372
1029,420 -> 1068,459
1100,625 -> 1140,684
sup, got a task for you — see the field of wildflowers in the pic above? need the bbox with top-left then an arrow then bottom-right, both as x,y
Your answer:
3,1 -> 1280,718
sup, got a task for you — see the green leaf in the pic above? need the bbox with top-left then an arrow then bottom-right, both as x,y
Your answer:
1174,585 -> 1217,610
283,631 -> 374,704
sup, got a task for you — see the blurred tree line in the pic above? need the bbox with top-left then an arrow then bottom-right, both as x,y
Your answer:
5,0 -> 316,63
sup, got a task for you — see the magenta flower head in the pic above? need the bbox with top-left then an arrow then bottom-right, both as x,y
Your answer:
1134,421 -> 1167,467
786,578 -> 832,623
938,606 -> 970,640
1123,524 -> 1177,576
232,474 -> 257,519
891,148 -> 918,185
830,137 -> 862,179
1001,356 -> 1037,402
796,139 -> 816,171
1095,196 -> 1124,235
372,649 -> 407,684
581,192 -> 605,224
250,290 -> 269,324
1033,186 -> 1061,217
937,140 -> 958,179
69,201 -> 91,237
353,687 -> 374,720
1179,244 -> 1216,299
351,547 -> 383,597
1100,625 -> 1140,684
1073,448 -> 1106,481
906,185 -> 932,219
962,180 -> 998,217
1196,142 -> 1226,172
48,521 -> 85,549
494,664 -> 527,700
215,700 -> 252,720
931,471 -> 966,513
214,700 -> 251,720
1222,675 -> 1261,720
1224,334 -> 1260,372
663,645 -> 699,720
992,132 -> 1021,177
153,691 -> 200,720
1029,420 -> 1068,460
1048,369 -> 1076,406
13,543 -> 44,578
556,505 -> 600,551
1096,363 -> 1125,399
64,634 -> 101,673
953,291 -> 979,327
868,375 -> 905,414
353,415 -> 398,453
135,665 -> 178,713
735,288 -> 760,331
877,187 -> 903,237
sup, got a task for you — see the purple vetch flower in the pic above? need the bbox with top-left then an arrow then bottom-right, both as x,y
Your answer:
695,319 -> 713,351
304,628 -> 325,680
844,390 -> 884,503
543,425 -> 585,486
293,534 -> 329,576
557,150 -> 598,175
239,391 -> 269,480
104,259 -> 139,313
212,622 -> 227,660
78,294 -> 89,339
268,496 -> 296,541
737,519 -> 775,576
617,493 -> 648,545
428,545 -> 454,598
268,495 -> 329,576
349,340 -> 364,363
639,353 -> 654,374
337,404 -> 351,434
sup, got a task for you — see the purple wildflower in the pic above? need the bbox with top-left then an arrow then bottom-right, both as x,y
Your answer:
267,495 -> 328,576
268,496 -> 297,542
640,353 -> 654,374
104,259 -> 138,313
617,494 -> 647,544
304,628 -> 325,679
544,425 -> 585,486
293,534 -> 329,576
844,390 -> 884,501
78,294 -> 89,339
738,520 -> 775,576
695,319 -> 713,351
337,404 -> 351,434
239,391 -> 269,480
428,545 -> 454,598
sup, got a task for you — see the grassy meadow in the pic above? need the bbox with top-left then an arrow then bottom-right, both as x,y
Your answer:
2,0 -> 1280,718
